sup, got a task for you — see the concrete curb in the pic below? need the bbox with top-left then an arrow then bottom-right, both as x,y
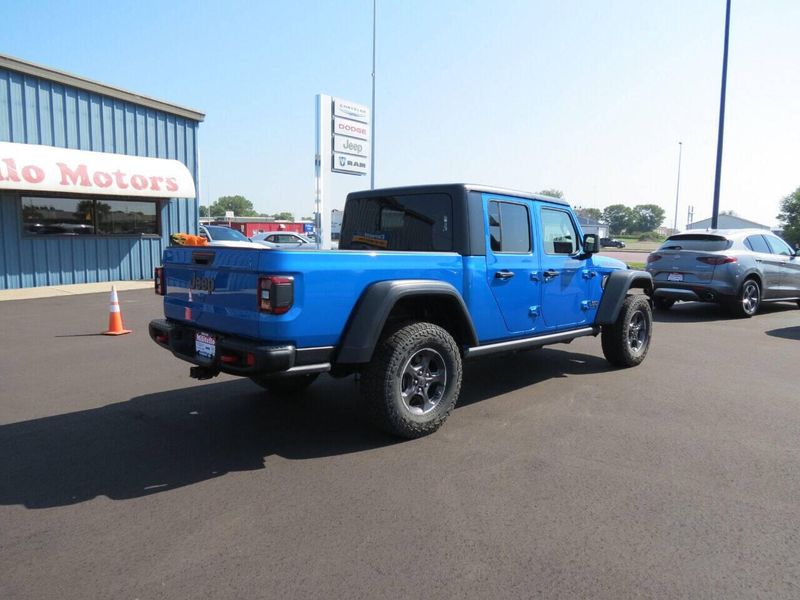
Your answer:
0,280 -> 153,302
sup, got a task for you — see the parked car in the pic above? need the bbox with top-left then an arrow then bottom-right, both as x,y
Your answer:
600,237 -> 626,248
198,225 -> 261,248
646,230 -> 800,316
251,231 -> 313,248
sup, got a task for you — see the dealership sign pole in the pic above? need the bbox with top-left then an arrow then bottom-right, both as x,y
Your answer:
315,94 -> 370,249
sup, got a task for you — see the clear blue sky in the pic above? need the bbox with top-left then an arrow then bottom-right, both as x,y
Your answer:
4,0 -> 799,227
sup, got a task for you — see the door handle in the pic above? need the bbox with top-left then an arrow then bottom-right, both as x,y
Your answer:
543,270 -> 559,281
495,270 -> 515,280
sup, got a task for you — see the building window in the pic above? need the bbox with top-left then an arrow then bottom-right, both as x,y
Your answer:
21,196 -> 159,236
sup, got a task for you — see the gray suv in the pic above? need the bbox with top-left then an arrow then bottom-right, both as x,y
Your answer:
646,229 -> 800,317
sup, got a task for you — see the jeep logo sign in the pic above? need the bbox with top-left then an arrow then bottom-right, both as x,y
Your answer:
333,135 -> 369,158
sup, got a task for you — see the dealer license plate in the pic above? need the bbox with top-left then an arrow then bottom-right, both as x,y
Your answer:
195,331 -> 216,359
667,272 -> 683,282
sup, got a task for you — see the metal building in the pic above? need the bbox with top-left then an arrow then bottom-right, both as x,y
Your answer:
0,54 -> 204,289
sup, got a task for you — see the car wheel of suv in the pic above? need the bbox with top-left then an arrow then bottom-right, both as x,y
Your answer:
249,373 -> 319,395
361,322 -> 462,439
654,297 -> 675,311
729,278 -> 760,318
601,295 -> 653,367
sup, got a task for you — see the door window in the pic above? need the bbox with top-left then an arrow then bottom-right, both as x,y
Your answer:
541,209 -> 579,255
765,235 -> 793,256
488,201 -> 531,253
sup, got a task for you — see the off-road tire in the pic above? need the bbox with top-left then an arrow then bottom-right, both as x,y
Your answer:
728,278 -> 760,318
249,373 -> 319,395
360,322 -> 462,439
654,297 -> 675,311
601,294 -> 653,367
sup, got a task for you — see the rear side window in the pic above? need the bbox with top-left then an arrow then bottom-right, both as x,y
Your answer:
488,200 -> 531,253
339,193 -> 453,251
659,234 -> 731,252
744,235 -> 770,253
541,208 -> 579,255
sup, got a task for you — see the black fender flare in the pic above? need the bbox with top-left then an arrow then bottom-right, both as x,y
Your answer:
336,280 -> 478,364
595,270 -> 653,325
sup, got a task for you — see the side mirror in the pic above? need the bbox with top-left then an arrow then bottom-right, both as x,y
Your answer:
583,233 -> 599,254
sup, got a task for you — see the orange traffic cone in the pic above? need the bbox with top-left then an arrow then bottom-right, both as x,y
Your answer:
103,286 -> 132,336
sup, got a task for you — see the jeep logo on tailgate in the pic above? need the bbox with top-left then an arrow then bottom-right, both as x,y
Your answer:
190,273 -> 215,293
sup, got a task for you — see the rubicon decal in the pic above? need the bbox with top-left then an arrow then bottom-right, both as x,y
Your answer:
0,141 -> 196,198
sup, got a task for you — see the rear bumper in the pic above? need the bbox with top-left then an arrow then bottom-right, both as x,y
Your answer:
148,319 -> 332,376
653,284 -> 735,303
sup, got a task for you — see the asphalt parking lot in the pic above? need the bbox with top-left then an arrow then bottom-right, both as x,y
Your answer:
2,289 -> 799,599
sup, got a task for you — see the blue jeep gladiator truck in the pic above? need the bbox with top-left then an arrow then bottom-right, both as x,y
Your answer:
150,184 -> 653,438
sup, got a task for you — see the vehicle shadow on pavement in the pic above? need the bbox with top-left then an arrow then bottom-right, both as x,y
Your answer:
766,325 -> 800,341
0,348 -> 607,509
653,301 -> 796,323
0,377 -> 382,509
458,347 -> 610,408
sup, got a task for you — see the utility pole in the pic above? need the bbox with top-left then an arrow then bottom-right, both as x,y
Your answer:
711,0 -> 732,229
370,0 -> 376,189
673,141 -> 683,232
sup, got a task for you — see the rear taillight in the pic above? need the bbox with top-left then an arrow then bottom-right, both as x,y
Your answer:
257,276 -> 294,314
647,253 -> 662,263
697,256 -> 737,265
154,267 -> 166,295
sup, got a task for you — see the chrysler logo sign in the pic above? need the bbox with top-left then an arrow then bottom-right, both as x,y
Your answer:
333,98 -> 369,123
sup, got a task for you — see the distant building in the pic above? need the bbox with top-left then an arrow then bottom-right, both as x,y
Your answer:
687,215 -> 770,231
576,216 -> 608,238
200,216 -> 312,237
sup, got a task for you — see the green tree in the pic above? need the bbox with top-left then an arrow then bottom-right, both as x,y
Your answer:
603,204 -> 635,235
632,204 -> 666,232
209,195 -> 258,217
538,188 -> 564,199
777,186 -> 800,247
199,205 -> 209,217
575,207 -> 603,222
272,212 -> 294,221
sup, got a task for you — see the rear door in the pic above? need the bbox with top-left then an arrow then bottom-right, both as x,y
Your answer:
484,197 -> 541,334
538,206 -> 591,329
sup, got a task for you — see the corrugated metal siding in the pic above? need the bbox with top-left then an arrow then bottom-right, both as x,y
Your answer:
0,66 -> 200,289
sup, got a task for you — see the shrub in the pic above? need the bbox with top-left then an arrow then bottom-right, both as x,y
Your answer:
637,231 -> 664,242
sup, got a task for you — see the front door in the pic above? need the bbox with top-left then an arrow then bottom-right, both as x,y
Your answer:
765,234 -> 798,297
484,197 -> 541,335
538,207 -> 591,329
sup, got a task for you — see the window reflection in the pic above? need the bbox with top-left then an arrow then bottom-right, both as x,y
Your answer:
22,196 -> 158,236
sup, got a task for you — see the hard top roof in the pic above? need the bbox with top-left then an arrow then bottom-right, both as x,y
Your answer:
348,184 -> 569,206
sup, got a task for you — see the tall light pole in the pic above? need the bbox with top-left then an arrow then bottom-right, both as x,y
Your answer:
673,141 -> 683,232
370,0 -> 376,189
711,0 -> 732,229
